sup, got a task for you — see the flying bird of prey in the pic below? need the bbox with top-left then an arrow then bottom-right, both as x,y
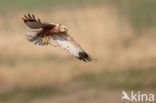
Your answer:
22,14 -> 93,62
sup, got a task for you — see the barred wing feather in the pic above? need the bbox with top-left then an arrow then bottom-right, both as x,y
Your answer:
22,14 -> 55,29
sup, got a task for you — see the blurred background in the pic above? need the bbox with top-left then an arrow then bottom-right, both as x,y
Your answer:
0,0 -> 156,103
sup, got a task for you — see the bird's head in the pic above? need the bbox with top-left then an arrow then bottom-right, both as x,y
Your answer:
57,24 -> 68,33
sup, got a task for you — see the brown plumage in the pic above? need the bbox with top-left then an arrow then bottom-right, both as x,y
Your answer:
22,14 -> 93,62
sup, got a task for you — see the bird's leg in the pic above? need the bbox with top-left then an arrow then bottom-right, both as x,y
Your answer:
43,35 -> 49,45
42,36 -> 58,47
45,36 -> 49,45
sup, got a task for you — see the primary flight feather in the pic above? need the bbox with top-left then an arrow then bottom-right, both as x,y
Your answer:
22,14 -> 93,62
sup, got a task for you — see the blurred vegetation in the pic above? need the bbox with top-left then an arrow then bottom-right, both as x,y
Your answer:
0,86 -> 61,102
74,68 -> 156,90
117,0 -> 156,33
0,53 -> 72,67
0,68 -> 156,102
0,0 -> 156,32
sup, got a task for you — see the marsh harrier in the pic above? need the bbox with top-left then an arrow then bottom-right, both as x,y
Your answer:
22,14 -> 93,62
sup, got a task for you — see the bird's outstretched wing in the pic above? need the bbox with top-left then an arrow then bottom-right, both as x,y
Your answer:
22,14 -> 55,29
51,33 -> 92,62
22,14 -> 56,46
